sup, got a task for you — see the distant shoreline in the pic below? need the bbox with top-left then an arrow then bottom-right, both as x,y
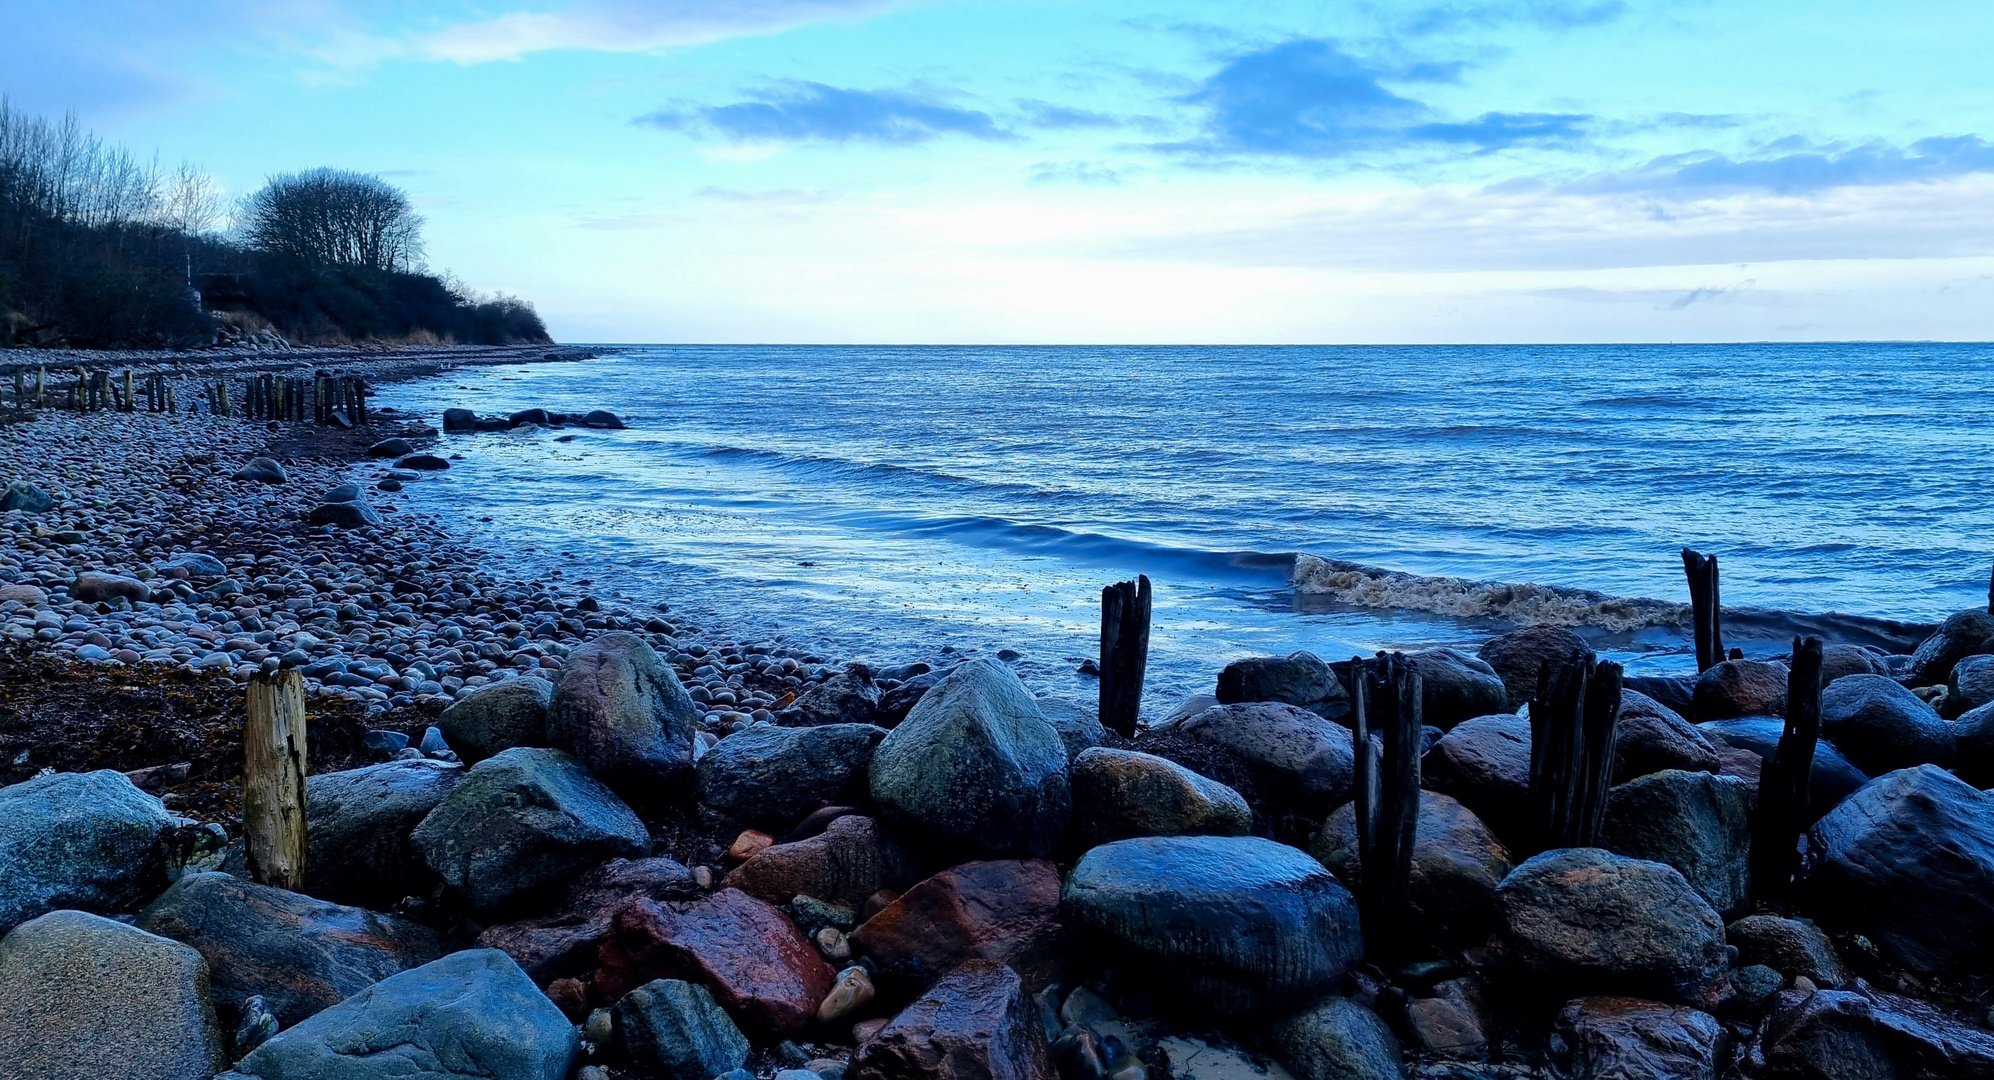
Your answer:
0,342 -> 598,386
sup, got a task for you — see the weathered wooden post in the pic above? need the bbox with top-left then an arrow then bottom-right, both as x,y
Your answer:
354,377 -> 367,426
1528,648 -> 1624,852
243,669 -> 308,890
121,369 -> 134,411
11,370 -> 21,410
1681,548 -> 1724,671
1350,652 -> 1422,962
1098,575 -> 1151,737
1750,636 -> 1823,903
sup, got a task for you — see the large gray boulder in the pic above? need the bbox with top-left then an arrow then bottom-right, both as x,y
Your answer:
1266,996 -> 1402,1080
1478,625 -> 1587,711
412,747 -> 650,915
0,479 -> 54,512
869,658 -> 1071,859
1062,835 -> 1363,1015
1821,644 -> 1894,686
1803,764 -> 1994,972
220,949 -> 579,1080
1613,690 -> 1722,782
1727,915 -> 1848,987
1422,713 -> 1532,848
1691,659 -> 1788,721
1216,651 -> 1345,713
1952,701 -> 1994,787
1909,608 -> 1994,685
70,570 -> 150,604
1548,996 -> 1725,1080
1169,701 -> 1356,817
697,722 -> 886,829
437,677 -> 553,764
0,909 -> 228,1080
1820,675 -> 1953,775
783,663 -> 881,726
1069,747 -> 1251,847
614,978 -> 750,1080
1600,769 -> 1754,919
1034,695 -> 1107,762
1493,848 -> 1728,1005
1952,655 -> 1994,717
304,759 -> 463,907
1311,790 -> 1512,950
0,769 -> 175,935
138,872 -> 455,1026
1749,983 -> 1994,1079
1403,648 -> 1510,730
1697,717 -> 1870,820
548,632 -> 699,798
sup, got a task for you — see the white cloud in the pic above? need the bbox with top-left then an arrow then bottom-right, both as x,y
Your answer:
415,0 -> 911,64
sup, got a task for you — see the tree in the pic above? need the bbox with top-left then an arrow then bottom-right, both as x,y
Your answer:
238,168 -> 425,272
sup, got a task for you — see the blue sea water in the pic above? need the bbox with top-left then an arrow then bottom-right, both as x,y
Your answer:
382,343 -> 1994,712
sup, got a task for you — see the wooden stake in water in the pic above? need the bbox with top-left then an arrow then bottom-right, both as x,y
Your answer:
1751,636 -> 1822,903
1681,548 -> 1724,672
1527,648 -> 1623,853
1098,575 -> 1151,737
1350,652 -> 1421,964
243,669 -> 308,890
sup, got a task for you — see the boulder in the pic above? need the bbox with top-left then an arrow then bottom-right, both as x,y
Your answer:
1600,769 -> 1754,919
1404,648 -> 1511,730
1033,696 -> 1107,762
0,910 -> 227,1080
477,856 -> 700,983
851,860 -> 1065,992
306,500 -> 381,528
726,814 -> 919,910
0,769 -> 174,935
1216,651 -> 1344,713
365,437 -> 414,458
877,668 -> 947,726
442,408 -> 479,431
583,409 -> 626,429
1803,764 -> 1994,972
69,570 -> 149,603
1403,977 -> 1488,1061
1421,713 -> 1532,848
154,552 -> 227,578
595,888 -> 835,1039
548,632 -> 700,798
1170,701 -> 1356,816
1691,659 -> 1788,720
1952,702 -> 1994,787
1613,691 -> 1721,782
304,758 -> 463,907
1821,644 -> 1893,685
851,959 -> 1051,1080
1062,835 -> 1363,1015
1492,848 -> 1728,1004
1750,984 -> 1994,1079
0,479 -> 54,512
785,663 -> 881,726
1697,717 -> 1869,819
697,722 -> 886,828
1547,996 -> 1725,1080
319,482 -> 361,503
615,978 -> 751,1080
1478,625 -> 1587,711
1952,655 -> 1994,716
396,453 -> 449,471
1311,790 -> 1512,949
0,582 -> 48,604
137,872 -> 454,1026
1726,916 -> 1848,987
411,747 -> 650,915
1069,747 -> 1251,846
1909,608 -> 1994,685
1266,996 -> 1402,1080
508,408 -> 553,427
1624,674 -> 1698,717
437,677 -> 553,764
219,949 -> 579,1080
232,456 -> 287,484
1820,675 -> 1953,774
868,659 -> 1071,859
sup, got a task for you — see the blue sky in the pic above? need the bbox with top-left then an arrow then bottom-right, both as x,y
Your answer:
7,0 -> 1994,342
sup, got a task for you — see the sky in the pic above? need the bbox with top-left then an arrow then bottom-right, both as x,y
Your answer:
6,0 -> 1994,343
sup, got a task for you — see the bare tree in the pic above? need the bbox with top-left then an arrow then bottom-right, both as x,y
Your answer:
237,168 -> 425,272
160,161 -> 221,236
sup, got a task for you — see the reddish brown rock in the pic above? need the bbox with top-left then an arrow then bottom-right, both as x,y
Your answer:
595,888 -> 835,1040
725,814 -> 919,910
729,829 -> 775,861
852,959 -> 1052,1080
851,860 -> 1065,993
477,857 -> 700,984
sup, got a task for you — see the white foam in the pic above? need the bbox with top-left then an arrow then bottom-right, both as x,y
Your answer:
1288,553 -> 1690,632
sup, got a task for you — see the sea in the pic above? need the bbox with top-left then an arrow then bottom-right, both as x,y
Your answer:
382,343 -> 1994,714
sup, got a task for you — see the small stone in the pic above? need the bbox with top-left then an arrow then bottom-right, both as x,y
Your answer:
731,829 -> 776,861
818,965 -> 876,1023
817,926 -> 852,963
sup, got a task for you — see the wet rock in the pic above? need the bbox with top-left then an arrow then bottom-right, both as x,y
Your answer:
1691,659 -> 1788,720
1951,655 -> 1994,716
1267,996 -> 1402,1080
698,722 -> 887,829
1821,644 -> 1893,686
219,949 -> 579,1080
304,758 -> 463,907
306,500 -> 381,527
1951,702 -> 1994,787
0,909 -> 228,1080
1478,625 -> 1586,711
70,569 -> 149,603
154,552 -> 227,578
1216,651 -> 1344,713
1803,764 -> 1994,972
319,482 -> 361,503
1749,984 -> 1994,1079
877,668 -> 947,727
0,769 -> 175,935
437,676 -> 553,764
787,663 -> 882,726
727,814 -> 919,911
1613,691 -> 1721,782
232,456 -> 287,484
1819,675 -> 1952,774
1069,747 -> 1251,846
1909,608 -> 1994,685
1623,674 -> 1698,718
365,437 -> 414,458
1154,1034 -> 1298,1080
1547,996 -> 1725,1080
820,964 -> 876,1023
1600,769 -> 1754,919
411,747 -> 650,915
1697,717 -> 1869,820
615,978 -> 751,1080
477,856 -> 700,983
1404,978 -> 1488,1061
0,479 -> 54,511
1062,835 -> 1363,1015
869,658 -> 1071,859
1404,648 -> 1510,730
442,407 -> 479,431
1492,848 -> 1728,1005
1311,790 -> 1512,949
396,453 -> 449,471
548,631 -> 700,798
583,409 -> 626,429
1421,713 -> 1532,849
851,959 -> 1051,1080
1726,916 -> 1848,987
1034,696 -> 1107,762
137,872 -> 454,1026
1172,701 -> 1356,817
851,860 -> 1065,992
595,888 -> 835,1040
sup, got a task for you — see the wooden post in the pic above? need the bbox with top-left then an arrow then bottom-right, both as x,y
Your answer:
33,366 -> 44,408
1751,637 -> 1822,903
11,370 -> 21,410
1351,652 -> 1422,964
243,669 -> 308,890
354,377 -> 367,426
1528,648 -> 1624,853
1098,575 -> 1152,737
1681,548 -> 1724,672
166,384 -> 175,413
121,369 -> 133,411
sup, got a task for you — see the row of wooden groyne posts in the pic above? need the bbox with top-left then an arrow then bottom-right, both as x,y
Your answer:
3,365 -> 370,425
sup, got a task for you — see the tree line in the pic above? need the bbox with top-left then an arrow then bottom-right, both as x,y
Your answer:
0,100 -> 550,348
